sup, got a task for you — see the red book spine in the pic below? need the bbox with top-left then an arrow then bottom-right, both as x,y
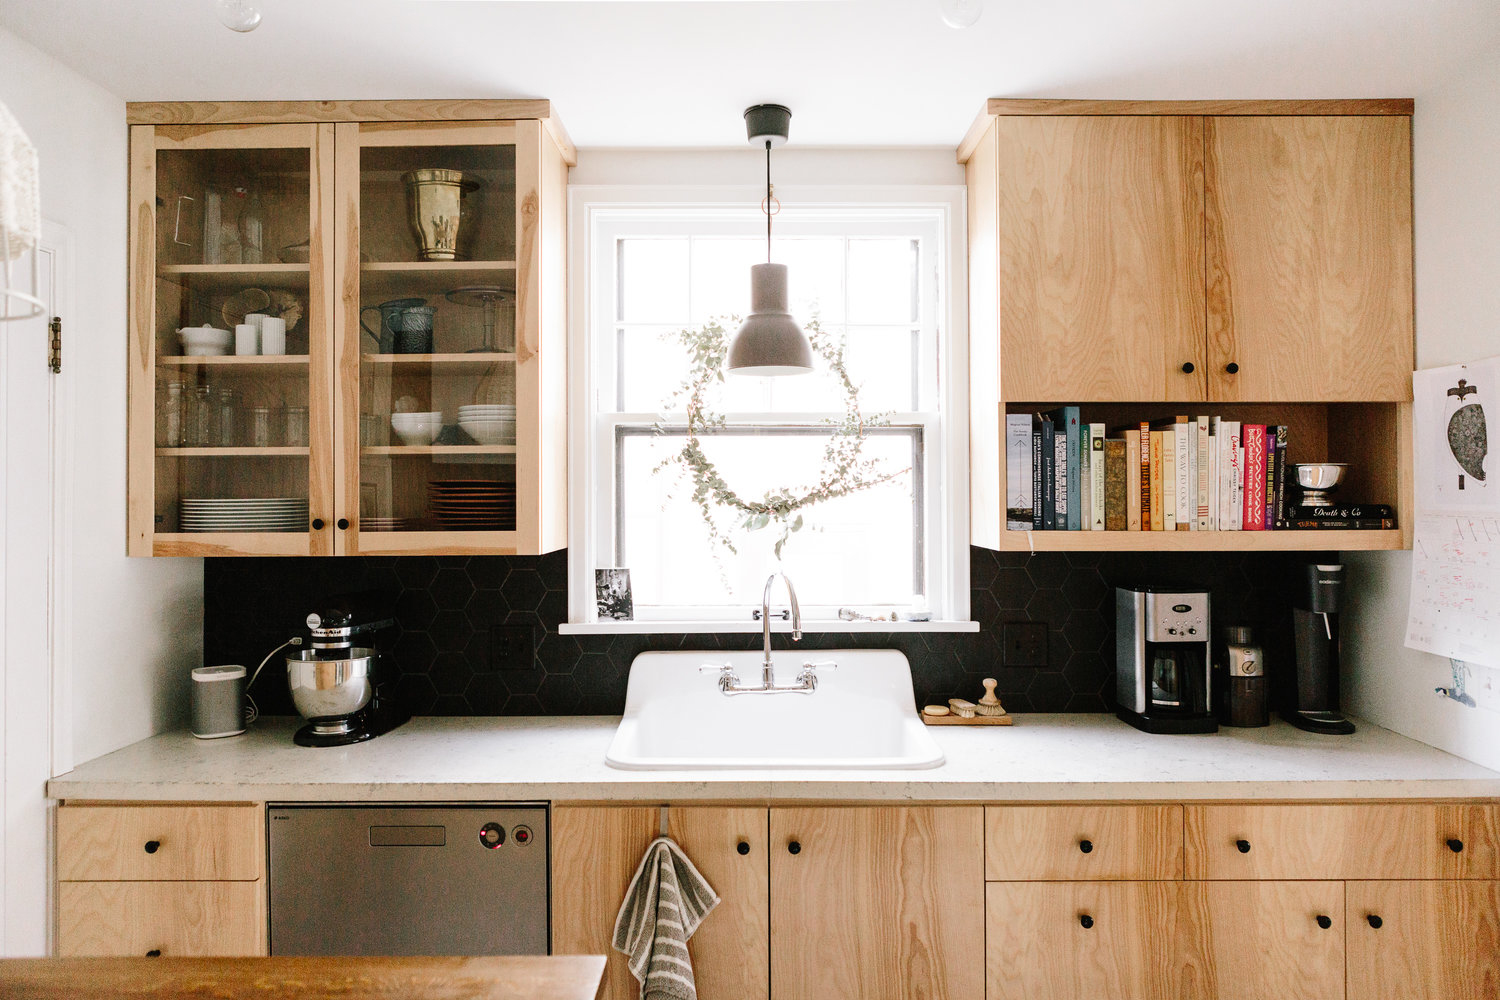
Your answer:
1242,424 -> 1267,530
1138,421 -> 1151,529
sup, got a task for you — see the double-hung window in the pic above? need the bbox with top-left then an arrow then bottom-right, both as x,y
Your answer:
569,188 -> 968,629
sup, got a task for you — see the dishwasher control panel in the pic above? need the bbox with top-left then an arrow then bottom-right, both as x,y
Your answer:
268,804 -> 548,956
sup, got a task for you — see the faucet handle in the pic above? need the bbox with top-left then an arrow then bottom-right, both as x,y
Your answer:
699,662 -> 734,674
802,660 -> 838,672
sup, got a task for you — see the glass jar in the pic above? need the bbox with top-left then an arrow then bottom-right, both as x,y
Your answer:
157,379 -> 184,447
284,405 -> 309,447
249,406 -> 276,448
187,384 -> 215,448
216,386 -> 238,447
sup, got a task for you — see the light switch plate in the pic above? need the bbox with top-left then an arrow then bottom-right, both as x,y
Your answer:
491,626 -> 535,671
1002,622 -> 1048,667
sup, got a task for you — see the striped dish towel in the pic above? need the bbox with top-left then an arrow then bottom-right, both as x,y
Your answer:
611,836 -> 720,1000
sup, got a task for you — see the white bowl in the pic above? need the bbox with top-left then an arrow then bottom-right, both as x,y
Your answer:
390,413 -> 442,446
177,326 -> 232,356
391,411 -> 442,426
458,418 -> 516,446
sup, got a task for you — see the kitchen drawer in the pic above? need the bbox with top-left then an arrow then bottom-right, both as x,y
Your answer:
57,880 -> 266,956
985,805 -> 1183,880
1183,803 -> 1479,880
57,804 -> 263,881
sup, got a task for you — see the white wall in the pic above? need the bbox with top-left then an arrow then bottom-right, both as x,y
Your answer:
0,29 -> 202,764
1343,43 -> 1500,772
570,146 -> 963,189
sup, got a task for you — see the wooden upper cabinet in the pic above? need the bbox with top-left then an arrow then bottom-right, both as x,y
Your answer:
992,115 -> 1207,403
1205,115 -> 1414,402
770,806 -> 984,1000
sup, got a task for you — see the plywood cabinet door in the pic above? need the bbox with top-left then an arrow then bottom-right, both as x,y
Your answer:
1205,115 -> 1414,402
993,115 -> 1207,403
1191,881 -> 1345,1000
1346,880 -> 1500,1000
770,806 -> 984,1000
551,805 -> 769,1000
986,881 -> 1204,1000
57,881 -> 266,957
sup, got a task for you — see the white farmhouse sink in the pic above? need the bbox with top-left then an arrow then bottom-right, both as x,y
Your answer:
606,649 -> 944,770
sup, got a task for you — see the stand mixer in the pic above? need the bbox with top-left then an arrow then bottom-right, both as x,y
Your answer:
286,592 -> 408,747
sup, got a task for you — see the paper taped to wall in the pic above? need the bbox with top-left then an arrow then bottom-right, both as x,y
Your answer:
1406,356 -> 1500,668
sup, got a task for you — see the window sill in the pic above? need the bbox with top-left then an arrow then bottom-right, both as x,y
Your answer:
558,619 -> 980,636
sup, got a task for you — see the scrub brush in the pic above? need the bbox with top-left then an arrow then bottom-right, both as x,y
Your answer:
975,677 -> 1006,717
948,698 -> 977,719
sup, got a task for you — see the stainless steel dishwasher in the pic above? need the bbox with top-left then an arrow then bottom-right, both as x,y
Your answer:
268,804 -> 549,955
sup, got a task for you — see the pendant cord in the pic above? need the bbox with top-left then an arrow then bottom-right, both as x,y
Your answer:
765,139 -> 772,263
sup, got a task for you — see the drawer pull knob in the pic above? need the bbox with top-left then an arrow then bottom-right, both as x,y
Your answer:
1316,915 -> 1332,930
144,840 -> 161,854
1079,914 -> 1094,929
787,840 -> 801,855
145,949 -> 162,958
1447,838 -> 1464,853
737,841 -> 750,856
1078,839 -> 1094,854
1367,914 -> 1383,929
1235,839 -> 1251,854
1180,362 -> 1195,374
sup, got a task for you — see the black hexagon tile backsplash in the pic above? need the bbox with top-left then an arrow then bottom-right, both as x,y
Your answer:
204,547 -> 1328,717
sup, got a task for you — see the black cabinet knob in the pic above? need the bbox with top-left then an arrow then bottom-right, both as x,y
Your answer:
145,949 -> 162,957
1079,914 -> 1094,929
1367,914 -> 1383,929
1235,839 -> 1251,854
787,840 -> 801,855
1316,915 -> 1332,930
1225,362 -> 1240,375
737,841 -> 750,856
311,518 -> 325,530
144,840 -> 160,854
337,517 -> 350,530
1447,838 -> 1464,853
1180,362 -> 1195,374
1078,839 -> 1094,854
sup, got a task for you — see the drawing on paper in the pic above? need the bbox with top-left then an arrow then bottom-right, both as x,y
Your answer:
1445,378 -> 1487,489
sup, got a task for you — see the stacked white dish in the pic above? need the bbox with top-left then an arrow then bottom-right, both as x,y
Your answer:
176,325 -> 233,356
391,411 -> 443,446
180,497 -> 308,533
457,404 -> 516,445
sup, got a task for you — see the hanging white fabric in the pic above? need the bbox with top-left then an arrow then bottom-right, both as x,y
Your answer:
0,98 -> 45,322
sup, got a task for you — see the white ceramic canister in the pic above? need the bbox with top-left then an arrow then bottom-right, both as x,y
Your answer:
260,316 -> 287,356
234,322 -> 259,356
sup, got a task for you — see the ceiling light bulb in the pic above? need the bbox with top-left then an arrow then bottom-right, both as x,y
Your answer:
939,0 -> 981,29
215,0 -> 262,32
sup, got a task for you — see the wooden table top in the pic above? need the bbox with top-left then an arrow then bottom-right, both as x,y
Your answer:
0,956 -> 607,1000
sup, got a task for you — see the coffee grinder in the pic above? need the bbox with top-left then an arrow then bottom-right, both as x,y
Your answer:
1115,585 -> 1217,734
1286,563 -> 1356,735
286,591 -> 409,747
1218,626 -> 1269,728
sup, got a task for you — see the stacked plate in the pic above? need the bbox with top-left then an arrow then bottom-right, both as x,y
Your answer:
458,405 -> 516,446
361,516 -> 413,532
179,497 -> 308,533
428,480 -> 516,531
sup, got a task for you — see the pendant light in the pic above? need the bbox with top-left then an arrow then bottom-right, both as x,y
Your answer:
726,104 -> 814,377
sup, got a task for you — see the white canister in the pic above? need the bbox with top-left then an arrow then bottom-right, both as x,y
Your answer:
191,665 -> 247,738
234,323 -> 259,356
243,312 -> 268,332
260,316 -> 287,356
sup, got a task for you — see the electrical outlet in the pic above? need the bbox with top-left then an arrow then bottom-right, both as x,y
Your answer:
490,626 -> 535,671
1002,622 -> 1048,667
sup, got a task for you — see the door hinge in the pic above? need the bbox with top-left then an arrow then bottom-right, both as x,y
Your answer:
48,316 -> 61,374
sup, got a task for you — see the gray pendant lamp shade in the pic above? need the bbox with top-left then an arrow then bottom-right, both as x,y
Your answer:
727,263 -> 814,376
726,104 -> 814,377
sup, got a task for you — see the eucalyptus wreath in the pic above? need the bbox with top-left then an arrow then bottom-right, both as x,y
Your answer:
654,316 -> 907,559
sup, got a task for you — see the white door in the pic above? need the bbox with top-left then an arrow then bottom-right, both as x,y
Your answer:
0,230 -> 62,954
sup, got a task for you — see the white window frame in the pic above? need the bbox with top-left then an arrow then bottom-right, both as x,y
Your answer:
564,184 -> 973,634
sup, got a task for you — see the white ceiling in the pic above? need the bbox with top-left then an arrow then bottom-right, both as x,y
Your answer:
3,0 -> 1498,148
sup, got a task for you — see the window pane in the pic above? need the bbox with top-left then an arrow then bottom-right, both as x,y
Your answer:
844,326 -> 920,412
847,238 -> 917,324
618,429 -> 920,609
689,237 -> 762,326
619,238 -> 689,323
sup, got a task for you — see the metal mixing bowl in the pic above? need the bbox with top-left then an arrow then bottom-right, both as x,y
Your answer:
286,647 -> 374,722
1294,463 -> 1347,490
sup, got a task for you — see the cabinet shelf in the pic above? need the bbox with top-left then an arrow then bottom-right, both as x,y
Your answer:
362,445 -> 517,456
359,262 -> 517,298
998,529 -> 1403,552
157,263 -> 311,292
364,352 -> 516,374
155,447 -> 309,457
158,355 -> 309,366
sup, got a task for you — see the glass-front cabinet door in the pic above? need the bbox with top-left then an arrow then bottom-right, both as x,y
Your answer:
336,121 -> 563,555
128,123 -> 335,555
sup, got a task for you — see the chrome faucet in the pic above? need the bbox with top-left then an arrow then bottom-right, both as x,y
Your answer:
700,573 -> 836,695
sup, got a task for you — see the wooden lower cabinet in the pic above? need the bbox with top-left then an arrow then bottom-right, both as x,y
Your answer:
551,805 -> 769,1000
770,806 -> 984,1000
1346,880 -> 1500,1000
1191,881 -> 1345,1000
56,880 -> 265,957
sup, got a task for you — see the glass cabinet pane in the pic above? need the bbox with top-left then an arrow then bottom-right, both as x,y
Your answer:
355,133 -> 519,538
152,140 -> 317,537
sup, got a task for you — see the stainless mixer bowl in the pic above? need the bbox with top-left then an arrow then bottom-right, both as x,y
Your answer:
287,647 -> 374,722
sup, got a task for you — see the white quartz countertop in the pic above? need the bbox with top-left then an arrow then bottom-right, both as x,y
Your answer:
46,714 -> 1500,803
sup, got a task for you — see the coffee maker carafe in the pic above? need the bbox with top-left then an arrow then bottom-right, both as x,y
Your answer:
1286,563 -> 1355,735
1116,586 -> 1217,734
